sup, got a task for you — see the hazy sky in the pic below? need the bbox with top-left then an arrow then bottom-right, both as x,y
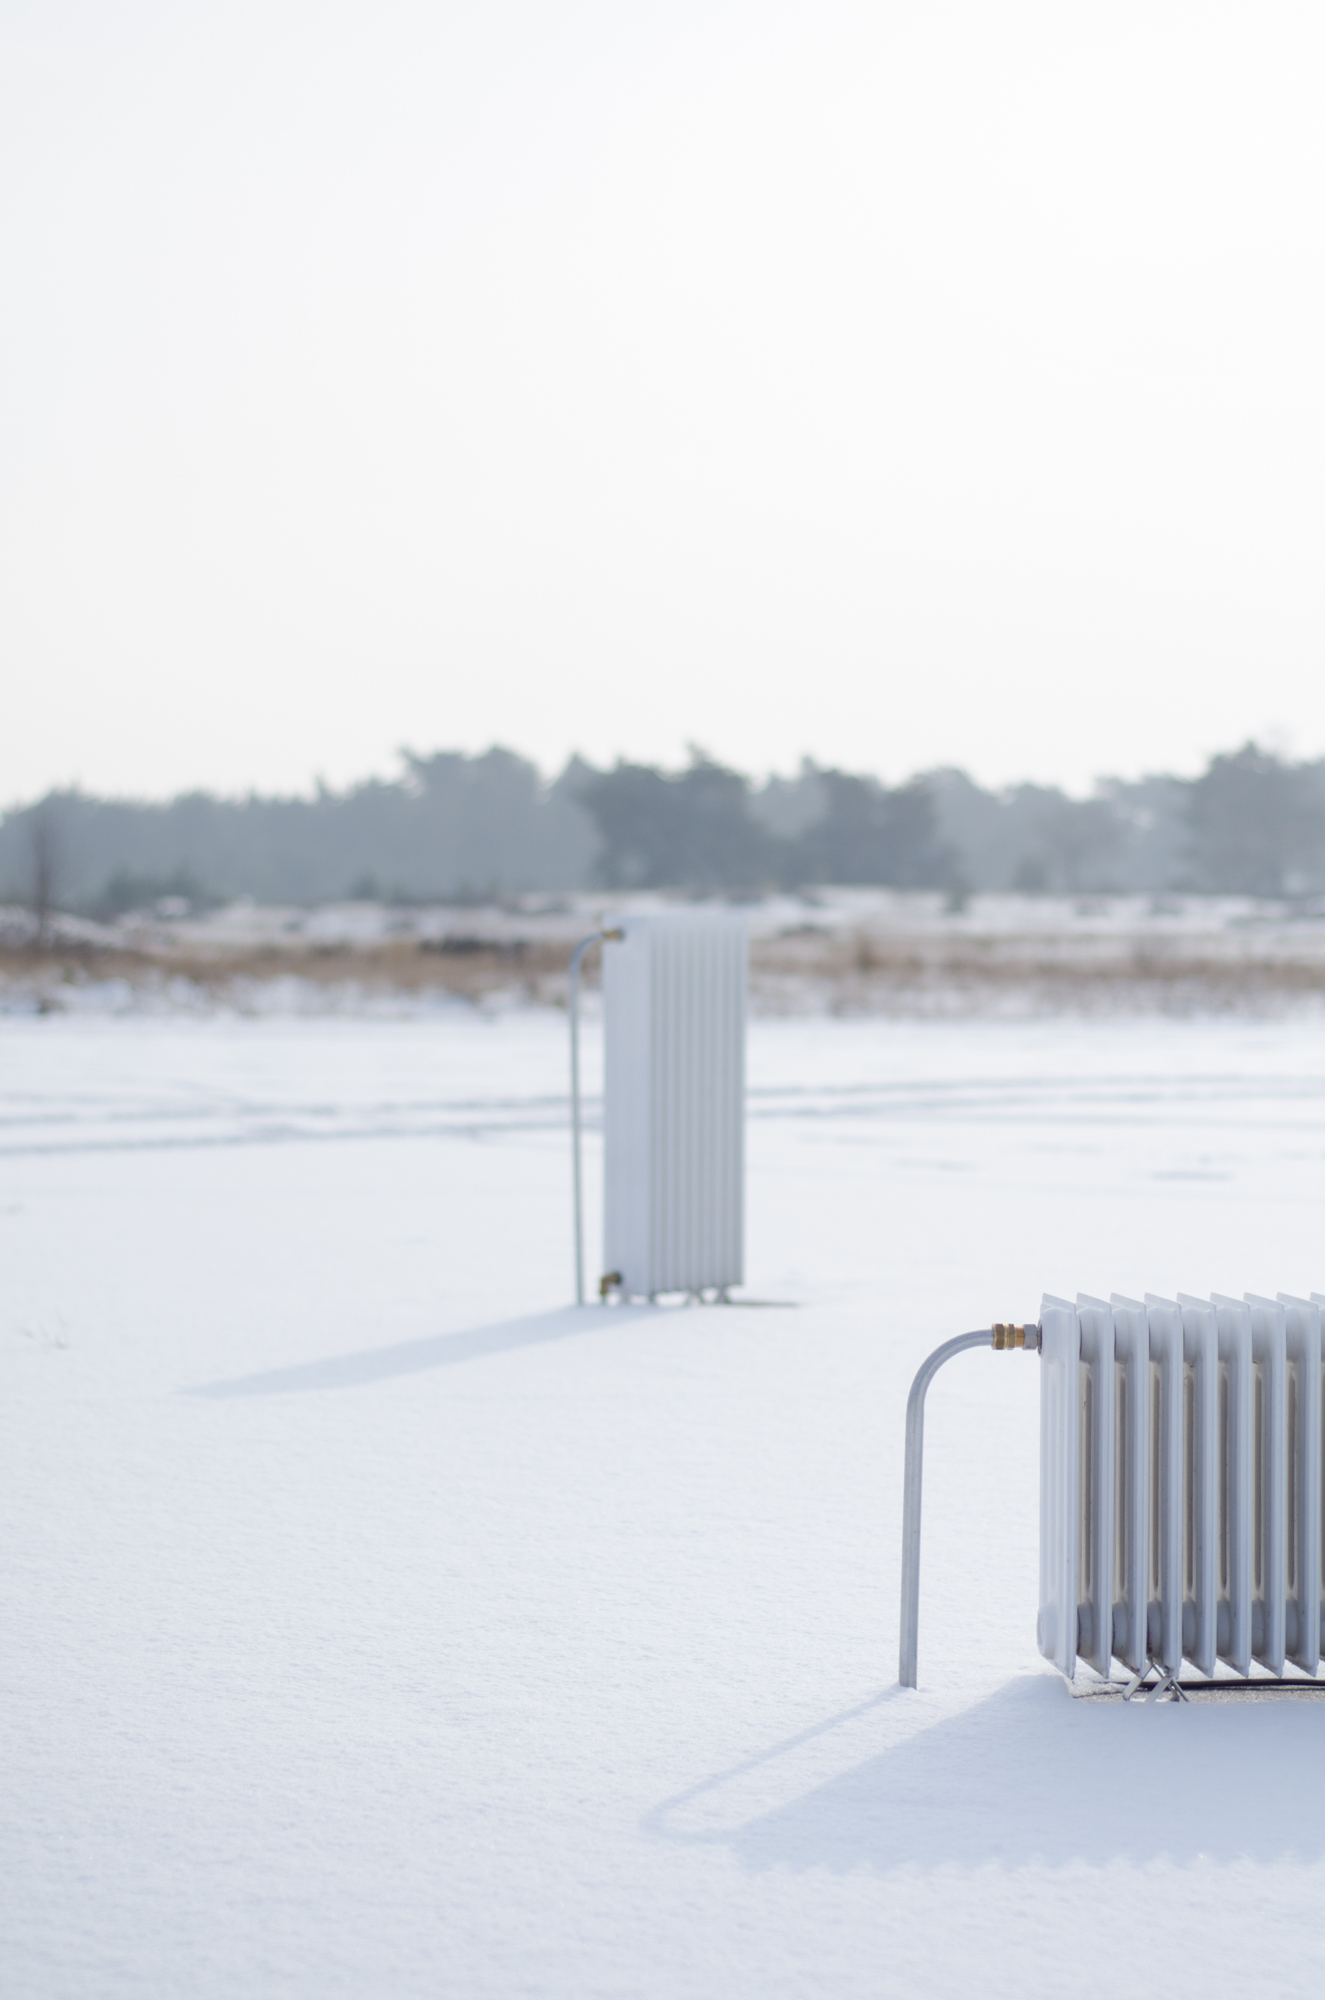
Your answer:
2,1 -> 1322,803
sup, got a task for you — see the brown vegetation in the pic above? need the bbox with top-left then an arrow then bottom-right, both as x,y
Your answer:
748,928 -> 1325,1016
6,919 -> 1325,1016
0,937 -> 576,1008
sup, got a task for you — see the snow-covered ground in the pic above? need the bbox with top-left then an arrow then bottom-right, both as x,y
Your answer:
58,885 -> 1325,954
4,1011 -> 1325,1997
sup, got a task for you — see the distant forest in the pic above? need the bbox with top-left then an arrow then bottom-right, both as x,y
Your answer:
4,742 -> 1325,914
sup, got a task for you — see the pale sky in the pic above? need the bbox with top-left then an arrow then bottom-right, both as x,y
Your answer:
2,1 -> 1322,805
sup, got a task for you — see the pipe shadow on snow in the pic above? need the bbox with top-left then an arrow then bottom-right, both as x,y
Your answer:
647,1676 -> 1325,1872
189,1305 -> 649,1398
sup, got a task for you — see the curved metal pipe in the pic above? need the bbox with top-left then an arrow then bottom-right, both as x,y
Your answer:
899,1326 -> 1036,1687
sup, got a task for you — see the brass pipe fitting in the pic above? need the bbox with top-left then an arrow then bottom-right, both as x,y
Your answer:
991,1322 -> 1038,1350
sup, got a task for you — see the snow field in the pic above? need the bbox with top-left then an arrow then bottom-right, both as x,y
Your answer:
3,1012 -> 1325,1996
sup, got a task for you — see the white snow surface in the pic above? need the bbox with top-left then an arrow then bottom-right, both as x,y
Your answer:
4,1011 -> 1325,1997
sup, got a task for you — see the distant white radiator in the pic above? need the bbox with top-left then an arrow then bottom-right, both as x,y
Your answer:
1039,1291 -> 1324,1682
601,911 -> 746,1300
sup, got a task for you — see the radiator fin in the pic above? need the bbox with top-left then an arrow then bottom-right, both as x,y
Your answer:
1110,1296 -> 1151,1674
1144,1296 -> 1185,1676
1211,1294 -> 1254,1673
1246,1296 -> 1287,1674
1281,1295 -> 1322,1671
1177,1296 -> 1219,1676
1038,1296 -> 1080,1678
1075,1296 -> 1114,1678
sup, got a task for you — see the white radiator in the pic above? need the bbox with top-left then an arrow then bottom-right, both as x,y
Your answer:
1039,1290 -> 1324,1682
601,911 -> 746,1300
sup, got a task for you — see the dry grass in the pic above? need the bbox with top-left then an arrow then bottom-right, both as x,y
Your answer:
748,929 -> 1325,1016
6,926 -> 1325,1017
0,938 -> 579,1008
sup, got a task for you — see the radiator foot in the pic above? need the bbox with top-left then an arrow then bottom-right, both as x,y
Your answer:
1143,1667 -> 1190,1703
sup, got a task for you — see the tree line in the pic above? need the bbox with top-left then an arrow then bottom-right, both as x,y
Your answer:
4,742 -> 1325,915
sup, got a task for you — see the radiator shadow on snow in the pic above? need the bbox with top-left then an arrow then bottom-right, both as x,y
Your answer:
189,1304 -> 650,1397
723,1675 -> 1325,1872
